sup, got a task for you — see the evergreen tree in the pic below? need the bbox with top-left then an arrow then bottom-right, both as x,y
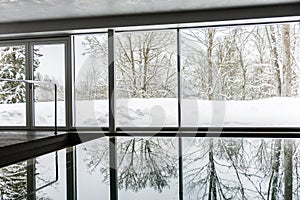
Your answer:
0,46 -> 41,104
0,162 -> 27,199
0,46 -> 26,103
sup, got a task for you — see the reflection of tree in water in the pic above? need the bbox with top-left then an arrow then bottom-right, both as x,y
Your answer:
117,138 -> 177,192
184,138 -> 267,199
83,137 -> 300,198
0,162 -> 27,199
0,159 -> 53,200
184,138 -> 300,200
84,137 -> 177,192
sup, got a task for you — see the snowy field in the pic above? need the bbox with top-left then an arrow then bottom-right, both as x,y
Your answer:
1,97 -> 300,127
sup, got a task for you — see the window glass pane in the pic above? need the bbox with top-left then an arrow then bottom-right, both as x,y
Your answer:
0,45 -> 26,126
183,138 -> 299,199
116,30 -> 178,127
34,44 -> 66,127
118,137 -> 178,199
181,22 -> 300,127
74,34 -> 108,127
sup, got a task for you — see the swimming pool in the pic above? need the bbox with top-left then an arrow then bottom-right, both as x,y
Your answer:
0,137 -> 298,200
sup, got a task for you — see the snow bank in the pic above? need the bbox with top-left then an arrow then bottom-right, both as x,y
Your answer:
1,97 -> 300,127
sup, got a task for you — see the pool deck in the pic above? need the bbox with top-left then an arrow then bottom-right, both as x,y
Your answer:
0,131 -> 106,167
0,131 -> 67,167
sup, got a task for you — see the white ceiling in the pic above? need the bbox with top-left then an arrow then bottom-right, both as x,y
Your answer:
0,0 -> 298,23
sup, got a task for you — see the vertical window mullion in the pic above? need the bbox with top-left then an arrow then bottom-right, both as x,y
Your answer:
65,38 -> 73,130
177,29 -> 182,128
71,36 -> 77,129
26,42 -> 34,130
109,29 -> 116,132
108,29 -> 118,200
177,28 -> 184,200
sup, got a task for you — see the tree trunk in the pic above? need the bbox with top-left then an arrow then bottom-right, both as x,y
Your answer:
238,49 -> 247,100
271,139 -> 281,200
266,25 -> 281,96
282,24 -> 292,97
207,29 -> 214,100
142,50 -> 149,97
281,24 -> 293,200
208,139 -> 217,200
128,35 -> 137,97
284,139 -> 293,200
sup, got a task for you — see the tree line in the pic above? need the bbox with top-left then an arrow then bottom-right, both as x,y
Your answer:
77,23 -> 300,101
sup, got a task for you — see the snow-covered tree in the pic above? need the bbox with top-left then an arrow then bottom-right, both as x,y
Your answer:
76,34 -> 108,100
80,31 -> 177,99
35,72 -> 64,102
182,23 -> 300,200
0,46 -> 26,103
75,56 -> 108,100
115,31 -> 177,98
0,46 -> 41,103
182,28 -> 223,100
0,162 -> 27,199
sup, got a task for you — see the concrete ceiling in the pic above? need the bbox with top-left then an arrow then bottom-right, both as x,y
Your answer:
0,0 -> 299,23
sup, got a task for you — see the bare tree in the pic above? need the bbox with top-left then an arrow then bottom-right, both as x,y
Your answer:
83,138 -> 178,192
115,31 -> 177,98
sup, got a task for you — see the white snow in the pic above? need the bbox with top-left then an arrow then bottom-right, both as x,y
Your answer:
0,104 -> 26,126
1,97 -> 300,127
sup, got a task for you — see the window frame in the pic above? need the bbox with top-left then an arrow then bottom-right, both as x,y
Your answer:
0,37 -> 72,130
73,20 -> 300,133
0,18 -> 299,132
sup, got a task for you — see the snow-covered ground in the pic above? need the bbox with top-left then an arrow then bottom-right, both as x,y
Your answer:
1,97 -> 300,127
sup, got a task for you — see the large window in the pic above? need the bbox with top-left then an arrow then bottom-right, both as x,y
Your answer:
0,45 -> 26,126
74,34 -> 109,127
0,39 -> 68,129
1,17 -> 300,200
115,30 -> 178,127
33,43 -> 66,127
0,20 -> 299,130
72,22 -> 300,130
181,23 -> 300,127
